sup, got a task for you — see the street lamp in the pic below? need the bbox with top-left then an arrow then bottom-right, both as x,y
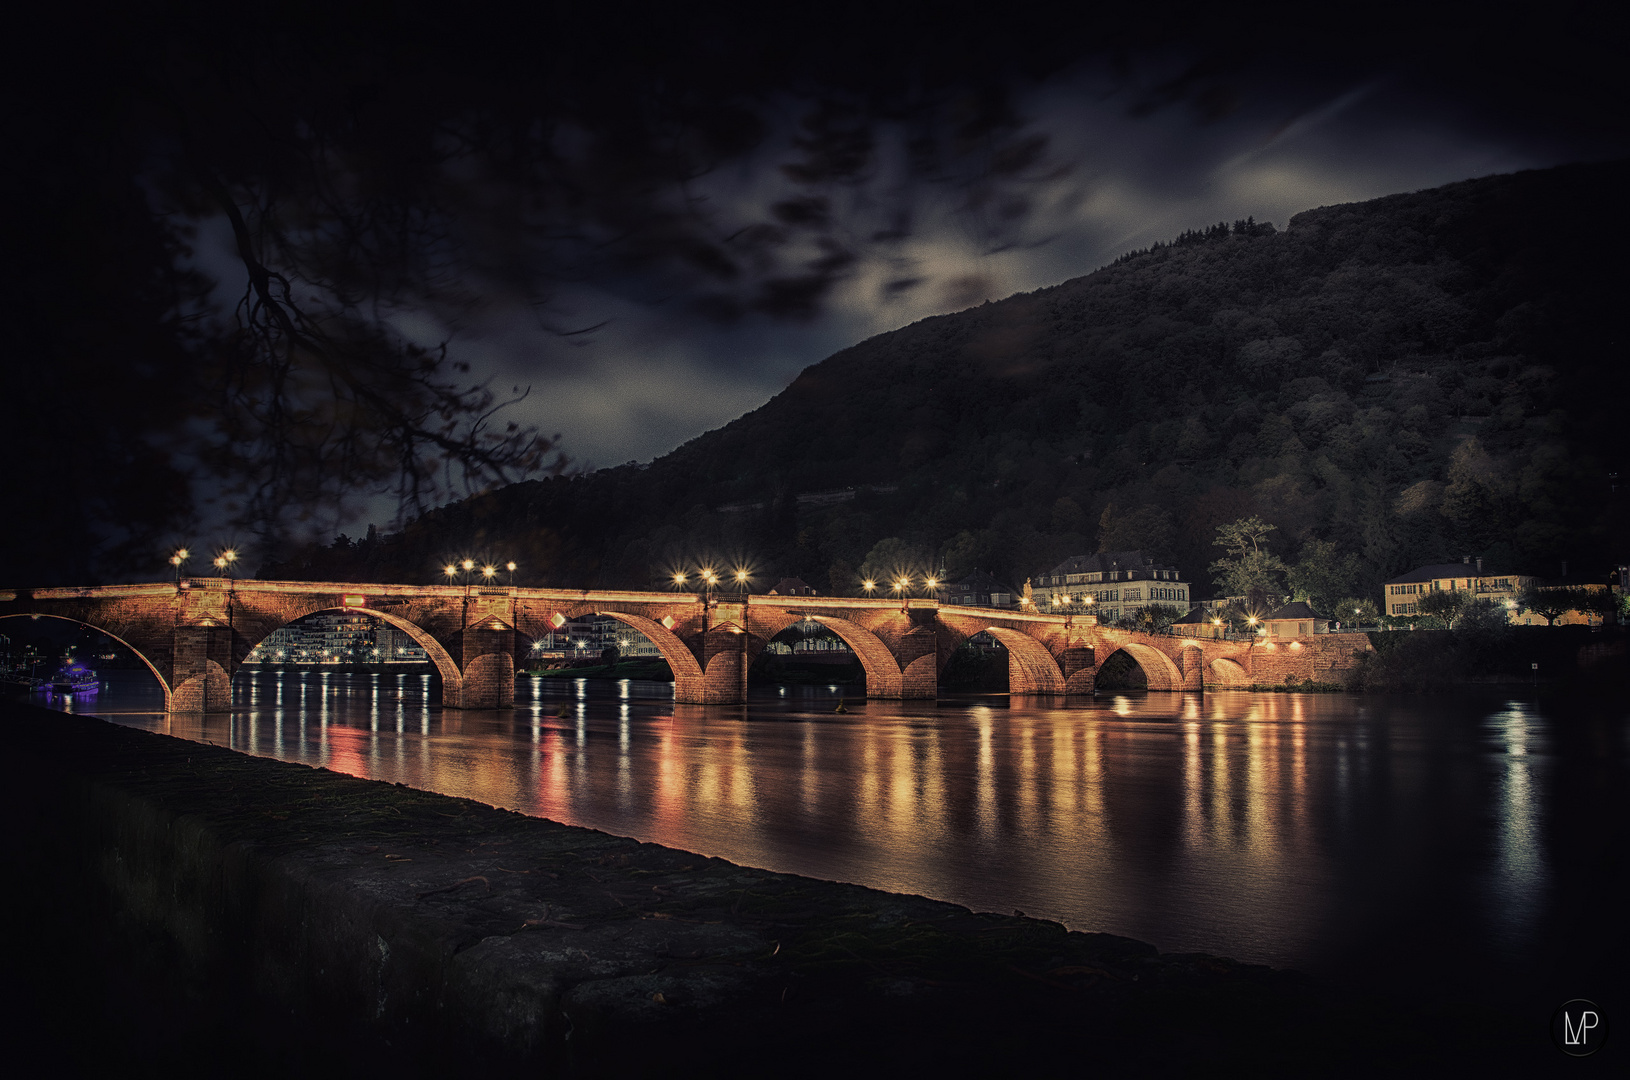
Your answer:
443,563 -> 458,586
210,549 -> 238,579
169,547 -> 190,586
481,564 -> 498,584
506,561 -> 517,587
734,569 -> 750,596
861,579 -> 876,597
672,570 -> 688,589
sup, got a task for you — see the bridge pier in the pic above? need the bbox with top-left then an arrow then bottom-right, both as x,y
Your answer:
447,624 -> 515,710
1180,645 -> 1204,692
688,625 -> 752,705
170,624 -> 234,714
1061,646 -> 1095,695
887,627 -> 939,699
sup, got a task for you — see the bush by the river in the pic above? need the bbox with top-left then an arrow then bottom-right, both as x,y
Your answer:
1345,625 -> 1624,692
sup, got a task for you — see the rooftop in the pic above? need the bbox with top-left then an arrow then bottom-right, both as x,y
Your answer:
1265,601 -> 1321,621
1382,564 -> 1521,585
1045,551 -> 1179,578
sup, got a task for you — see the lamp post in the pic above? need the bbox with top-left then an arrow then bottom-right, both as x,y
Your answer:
861,579 -> 876,598
734,568 -> 750,597
506,561 -> 518,588
170,548 -> 190,587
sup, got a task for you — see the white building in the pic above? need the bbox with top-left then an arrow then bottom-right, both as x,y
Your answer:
1029,551 -> 1189,625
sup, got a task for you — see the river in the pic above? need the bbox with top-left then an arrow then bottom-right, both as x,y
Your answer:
30,667 -> 1630,1017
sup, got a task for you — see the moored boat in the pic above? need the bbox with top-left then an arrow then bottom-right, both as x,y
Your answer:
49,665 -> 99,694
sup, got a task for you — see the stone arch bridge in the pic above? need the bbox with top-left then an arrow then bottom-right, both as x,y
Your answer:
0,580 -> 1371,712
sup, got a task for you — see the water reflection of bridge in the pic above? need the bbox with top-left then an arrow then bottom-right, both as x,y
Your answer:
0,581 -> 1371,712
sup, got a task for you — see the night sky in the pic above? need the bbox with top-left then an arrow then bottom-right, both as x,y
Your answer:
171,14 -> 1625,476
6,1 -> 1627,570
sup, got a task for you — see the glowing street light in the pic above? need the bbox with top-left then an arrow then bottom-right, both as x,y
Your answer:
506,561 -> 518,587
861,579 -> 876,596
169,547 -> 190,585
672,571 -> 688,588
443,563 -> 458,585
481,564 -> 497,582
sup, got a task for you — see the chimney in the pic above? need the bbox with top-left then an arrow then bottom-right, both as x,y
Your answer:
1462,555 -> 1471,564
1476,557 -> 1483,574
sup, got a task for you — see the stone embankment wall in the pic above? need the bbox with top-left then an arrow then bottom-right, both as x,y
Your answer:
1238,633 -> 1372,686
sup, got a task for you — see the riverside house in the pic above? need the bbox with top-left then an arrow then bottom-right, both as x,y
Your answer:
1382,559 -> 1533,618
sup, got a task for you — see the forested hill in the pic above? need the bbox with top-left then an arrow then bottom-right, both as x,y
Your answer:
265,160 -> 1630,606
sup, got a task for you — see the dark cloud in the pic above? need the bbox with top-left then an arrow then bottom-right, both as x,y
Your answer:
5,0 -> 1625,576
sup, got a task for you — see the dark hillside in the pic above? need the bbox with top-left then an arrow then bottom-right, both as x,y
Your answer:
264,160 -> 1630,599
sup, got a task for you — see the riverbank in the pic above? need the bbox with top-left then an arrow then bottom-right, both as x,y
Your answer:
0,699 -> 1553,1076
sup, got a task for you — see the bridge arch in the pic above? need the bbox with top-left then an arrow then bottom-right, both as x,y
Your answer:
240,607 -> 464,706
0,612 -> 173,710
978,627 -> 1066,694
1098,643 -> 1184,691
591,610 -> 706,699
1208,658 -> 1249,687
808,615 -> 903,697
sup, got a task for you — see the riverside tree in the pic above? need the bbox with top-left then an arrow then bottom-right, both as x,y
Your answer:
1209,517 -> 1288,606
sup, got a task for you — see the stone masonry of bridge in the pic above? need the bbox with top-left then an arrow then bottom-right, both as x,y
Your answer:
0,581 -> 1372,712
